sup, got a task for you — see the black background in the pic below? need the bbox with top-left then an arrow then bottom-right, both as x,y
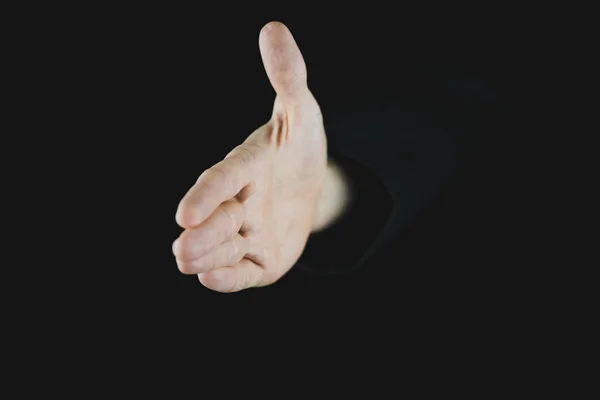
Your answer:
4,4 -> 576,391
102,13 -> 509,306
30,7 -> 520,324
2,5 -> 542,388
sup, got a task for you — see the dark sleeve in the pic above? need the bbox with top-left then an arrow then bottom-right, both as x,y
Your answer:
295,85 -> 493,275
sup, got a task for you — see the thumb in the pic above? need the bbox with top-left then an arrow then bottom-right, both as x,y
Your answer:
259,21 -> 309,101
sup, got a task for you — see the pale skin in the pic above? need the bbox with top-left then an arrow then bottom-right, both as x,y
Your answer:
173,21 -> 351,293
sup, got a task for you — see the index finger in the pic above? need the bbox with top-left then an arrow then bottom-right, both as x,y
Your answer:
175,154 -> 251,229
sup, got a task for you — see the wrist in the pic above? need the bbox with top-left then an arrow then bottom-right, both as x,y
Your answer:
311,159 -> 352,232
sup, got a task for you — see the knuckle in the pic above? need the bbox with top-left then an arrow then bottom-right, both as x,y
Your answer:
173,237 -> 189,260
234,270 -> 256,292
231,144 -> 255,163
206,166 -> 232,191
177,260 -> 193,275
226,146 -> 248,163
198,168 -> 217,184
240,274 -> 251,291
229,273 -> 242,293
226,240 -> 239,262
199,271 -> 231,293
221,274 -> 238,293
174,234 -> 203,263
275,69 -> 306,89
219,205 -> 238,236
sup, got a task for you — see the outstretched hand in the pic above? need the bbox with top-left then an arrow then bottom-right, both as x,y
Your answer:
173,22 -> 328,292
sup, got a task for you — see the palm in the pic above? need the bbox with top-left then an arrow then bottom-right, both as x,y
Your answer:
241,91 -> 327,269
173,22 -> 327,292
255,93 -> 326,200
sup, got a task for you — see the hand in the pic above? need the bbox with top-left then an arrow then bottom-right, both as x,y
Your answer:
173,21 -> 327,293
